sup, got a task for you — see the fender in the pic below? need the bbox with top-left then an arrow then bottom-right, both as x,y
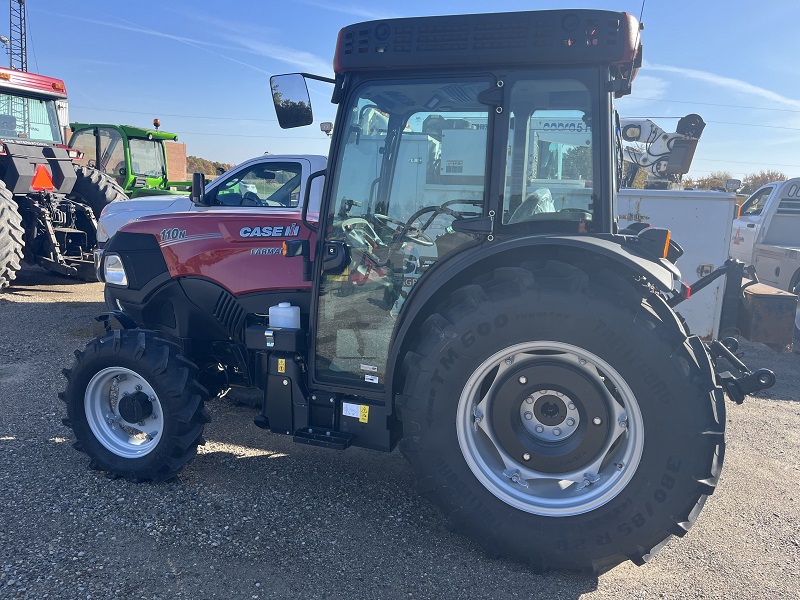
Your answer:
386,233 -> 679,392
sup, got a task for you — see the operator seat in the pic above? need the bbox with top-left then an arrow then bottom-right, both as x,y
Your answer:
507,188 -> 554,223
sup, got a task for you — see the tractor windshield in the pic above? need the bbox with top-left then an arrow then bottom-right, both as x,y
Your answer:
315,71 -> 600,387
0,93 -> 61,143
129,138 -> 166,178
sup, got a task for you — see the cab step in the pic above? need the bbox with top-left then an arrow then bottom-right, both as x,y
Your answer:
293,427 -> 353,450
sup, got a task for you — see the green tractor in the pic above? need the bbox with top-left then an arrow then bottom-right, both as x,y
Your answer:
68,121 -> 191,198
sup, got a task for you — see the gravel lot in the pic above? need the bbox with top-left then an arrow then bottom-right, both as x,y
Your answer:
1,264 -> 799,599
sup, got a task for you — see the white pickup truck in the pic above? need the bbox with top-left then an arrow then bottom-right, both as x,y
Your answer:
96,154 -> 327,244
729,178 -> 800,335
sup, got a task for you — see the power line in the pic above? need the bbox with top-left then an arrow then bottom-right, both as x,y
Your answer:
72,105 -> 278,123
173,130 -> 327,140
25,1 -> 38,73
620,116 -> 800,132
694,157 -> 800,168
628,96 -> 800,114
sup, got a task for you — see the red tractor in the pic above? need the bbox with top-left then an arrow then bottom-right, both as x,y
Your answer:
0,67 -> 126,288
62,9 -> 775,572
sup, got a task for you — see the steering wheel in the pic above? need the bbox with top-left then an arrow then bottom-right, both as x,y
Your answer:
372,213 -> 435,247
241,191 -> 264,206
341,217 -> 382,250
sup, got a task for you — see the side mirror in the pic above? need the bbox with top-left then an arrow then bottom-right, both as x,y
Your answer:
725,179 -> 742,193
270,74 -> 313,129
190,172 -> 208,205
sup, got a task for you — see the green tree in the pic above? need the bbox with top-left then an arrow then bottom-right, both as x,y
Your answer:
695,170 -> 733,191
186,156 -> 233,179
561,146 -> 592,181
740,170 -> 786,194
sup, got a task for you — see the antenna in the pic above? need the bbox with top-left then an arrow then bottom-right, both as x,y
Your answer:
9,0 -> 27,72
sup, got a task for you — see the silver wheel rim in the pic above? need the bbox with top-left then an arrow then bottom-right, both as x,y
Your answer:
456,341 -> 644,517
84,367 -> 164,458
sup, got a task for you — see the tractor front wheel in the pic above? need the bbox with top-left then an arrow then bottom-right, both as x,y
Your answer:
61,330 -> 210,482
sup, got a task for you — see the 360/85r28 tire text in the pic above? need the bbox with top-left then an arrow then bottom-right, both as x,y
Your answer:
399,262 -> 725,573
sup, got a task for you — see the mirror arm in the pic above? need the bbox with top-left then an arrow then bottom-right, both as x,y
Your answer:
298,72 -> 335,84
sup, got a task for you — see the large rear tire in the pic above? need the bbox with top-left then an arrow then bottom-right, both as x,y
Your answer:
0,181 -> 24,290
61,330 -> 210,482
399,262 -> 725,573
71,166 -> 128,217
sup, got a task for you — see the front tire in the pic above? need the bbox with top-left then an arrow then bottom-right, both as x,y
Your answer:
71,166 -> 128,218
61,330 -> 210,482
0,181 -> 23,290
399,262 -> 725,572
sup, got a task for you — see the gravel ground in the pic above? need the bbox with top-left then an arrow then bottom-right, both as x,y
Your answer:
1,264 -> 798,600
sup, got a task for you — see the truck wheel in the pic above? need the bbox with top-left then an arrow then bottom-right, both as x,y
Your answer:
61,330 -> 210,482
0,181 -> 24,290
399,262 -> 724,573
71,166 -> 128,217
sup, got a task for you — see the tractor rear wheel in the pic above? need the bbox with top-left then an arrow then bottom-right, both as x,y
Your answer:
61,330 -> 210,482
0,181 -> 24,290
399,262 -> 725,573
71,166 -> 127,217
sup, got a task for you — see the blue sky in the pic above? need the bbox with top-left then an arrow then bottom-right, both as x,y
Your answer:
18,0 -> 800,180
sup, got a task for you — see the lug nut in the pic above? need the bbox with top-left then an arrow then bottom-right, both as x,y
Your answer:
535,425 -> 544,433
505,358 -> 513,365
524,412 -> 533,420
568,402 -> 575,410
525,396 -> 534,404
566,418 -> 575,426
518,376 -> 528,385
593,417 -> 602,426
553,428 -> 562,436
579,359 -> 587,365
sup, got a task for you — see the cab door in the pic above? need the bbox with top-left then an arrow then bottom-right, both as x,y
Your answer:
730,185 -> 773,264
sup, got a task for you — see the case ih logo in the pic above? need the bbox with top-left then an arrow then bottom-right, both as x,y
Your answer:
239,223 -> 300,238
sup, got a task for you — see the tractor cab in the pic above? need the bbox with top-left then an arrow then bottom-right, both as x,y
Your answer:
272,10 -> 641,389
68,122 -> 189,197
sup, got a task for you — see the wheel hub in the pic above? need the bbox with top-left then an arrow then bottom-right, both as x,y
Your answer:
457,341 -> 644,517
492,360 -> 610,474
118,391 -> 153,423
520,389 -> 580,442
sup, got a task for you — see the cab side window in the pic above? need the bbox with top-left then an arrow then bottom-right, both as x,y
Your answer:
740,187 -> 773,216
213,162 -> 303,208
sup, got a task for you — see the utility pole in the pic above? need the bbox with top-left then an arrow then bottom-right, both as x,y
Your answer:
9,0 -> 27,72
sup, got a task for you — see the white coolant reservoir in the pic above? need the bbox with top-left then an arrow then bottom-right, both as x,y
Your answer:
269,302 -> 300,329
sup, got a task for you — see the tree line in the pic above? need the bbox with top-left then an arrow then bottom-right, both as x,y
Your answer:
681,170 -> 786,194
186,155 -> 234,179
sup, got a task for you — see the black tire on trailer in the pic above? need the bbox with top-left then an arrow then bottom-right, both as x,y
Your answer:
61,329 -> 210,482
398,261 -> 725,573
70,166 -> 128,217
0,180 -> 24,290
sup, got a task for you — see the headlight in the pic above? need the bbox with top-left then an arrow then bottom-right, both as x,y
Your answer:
96,220 -> 109,243
103,253 -> 128,287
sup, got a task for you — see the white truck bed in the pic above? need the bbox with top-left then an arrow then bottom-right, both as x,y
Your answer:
618,188 -> 737,339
